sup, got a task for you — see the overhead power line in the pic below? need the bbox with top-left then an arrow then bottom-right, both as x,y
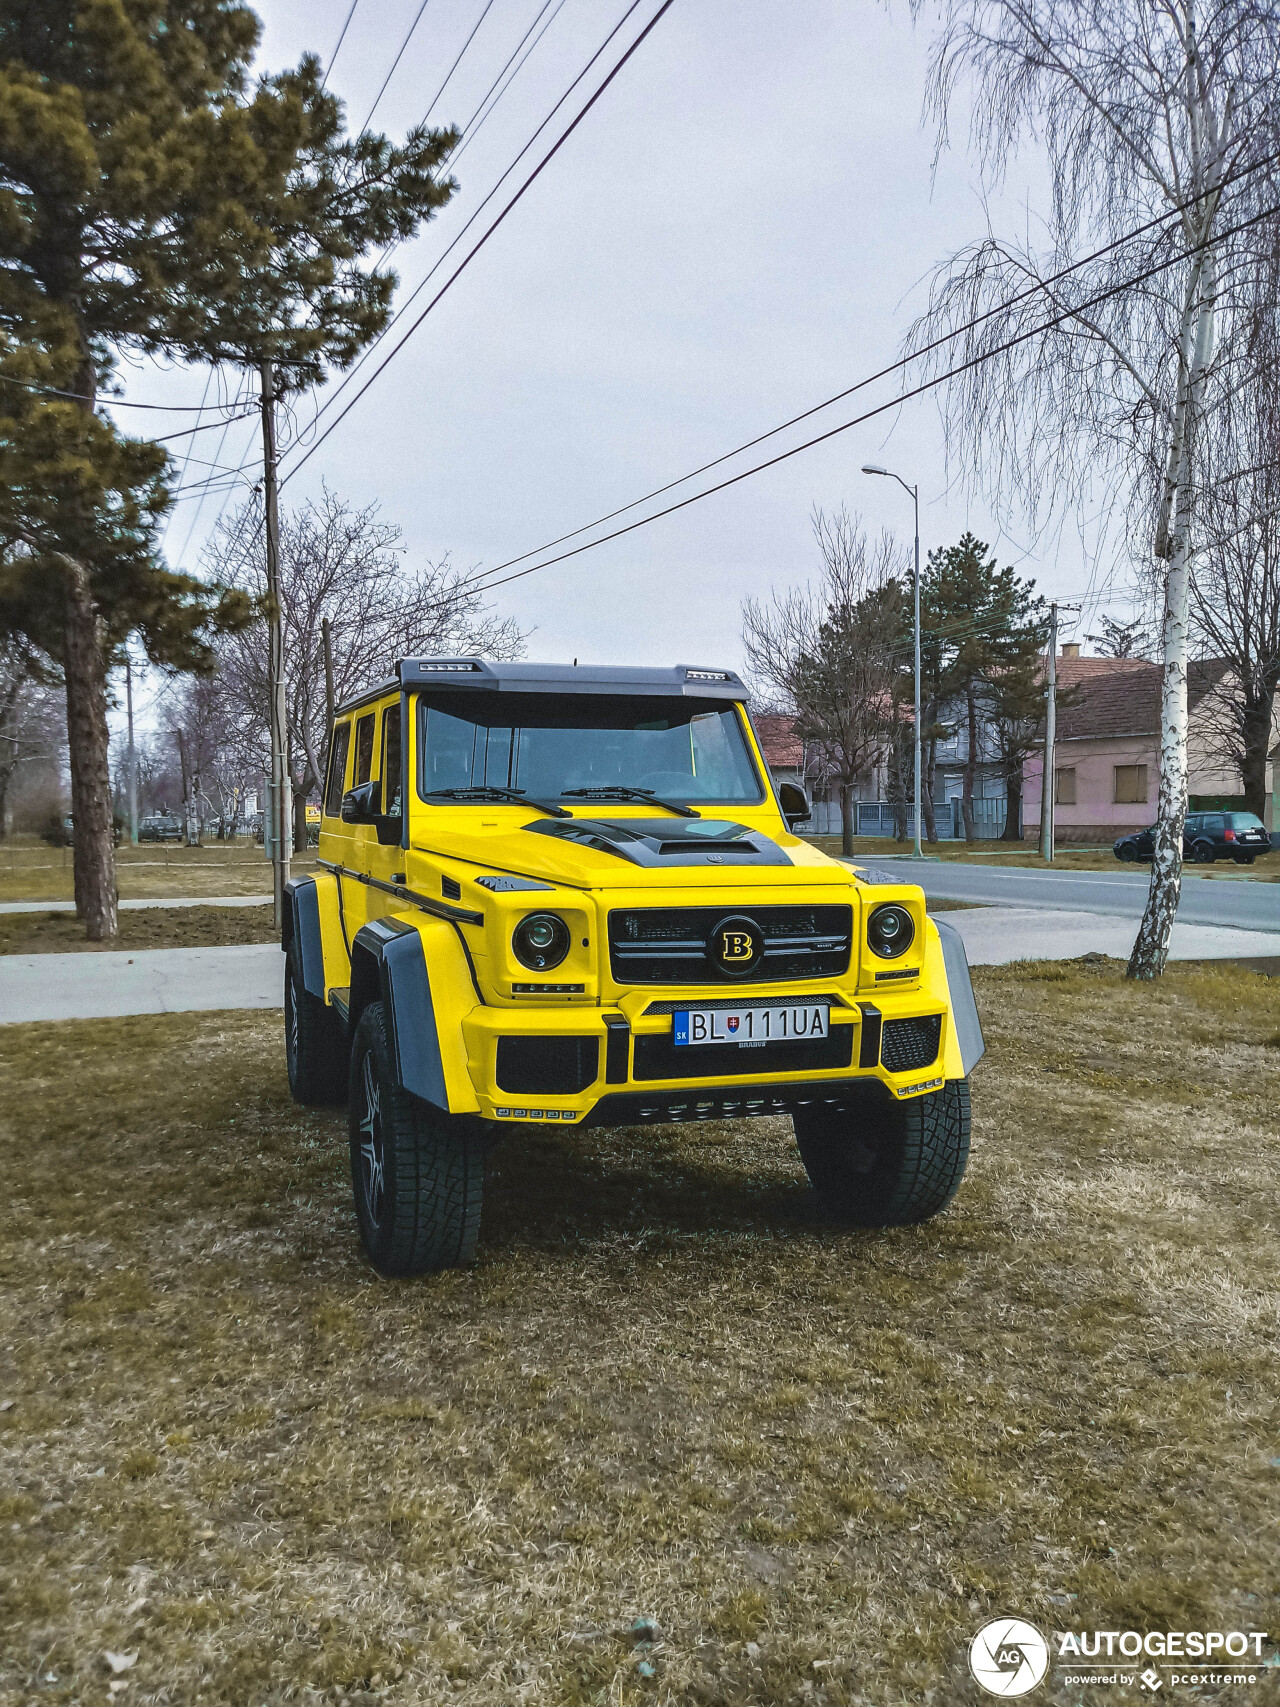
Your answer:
280,0 -> 677,486
462,196 -> 1280,598
322,0 -> 361,88
289,0 -> 653,461
360,0 -> 434,132
454,149 -> 1280,596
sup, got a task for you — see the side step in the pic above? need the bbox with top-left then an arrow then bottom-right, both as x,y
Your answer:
329,986 -> 351,1023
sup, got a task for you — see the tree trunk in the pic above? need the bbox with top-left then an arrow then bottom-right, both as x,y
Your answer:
1239,680 -> 1276,821
1001,766 -> 1023,841
1129,244 -> 1215,980
63,558 -> 117,941
838,781 -> 855,856
961,680 -> 979,842
921,731 -> 938,843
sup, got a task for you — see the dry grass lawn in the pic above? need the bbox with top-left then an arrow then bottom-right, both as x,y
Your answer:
0,844 -> 316,904
0,906 -> 276,956
1,964 -> 1277,1705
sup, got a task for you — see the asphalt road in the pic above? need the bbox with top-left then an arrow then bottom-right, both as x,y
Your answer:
867,861 -> 1280,933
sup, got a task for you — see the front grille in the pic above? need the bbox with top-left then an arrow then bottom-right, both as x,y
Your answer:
879,1014 -> 943,1074
609,904 -> 852,985
633,1025 -> 853,1081
495,1036 -> 599,1094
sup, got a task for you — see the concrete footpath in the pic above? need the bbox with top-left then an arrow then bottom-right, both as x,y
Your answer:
0,909 -> 1276,1024
0,895 -> 271,914
0,943 -> 283,1023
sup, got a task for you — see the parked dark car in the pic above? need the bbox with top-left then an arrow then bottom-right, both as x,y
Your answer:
1114,810 -> 1272,865
139,812 -> 183,843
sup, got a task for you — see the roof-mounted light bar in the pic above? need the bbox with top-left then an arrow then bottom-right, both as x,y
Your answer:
412,660 -> 482,673
685,668 -> 733,682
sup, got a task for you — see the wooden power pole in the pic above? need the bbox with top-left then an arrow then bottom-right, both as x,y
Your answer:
261,360 -> 290,926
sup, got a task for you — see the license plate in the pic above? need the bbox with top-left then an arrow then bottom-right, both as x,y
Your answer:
673,1004 -> 830,1046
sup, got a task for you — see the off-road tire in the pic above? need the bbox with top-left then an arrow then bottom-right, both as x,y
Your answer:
285,946 -> 347,1105
793,1079 -> 970,1226
1191,840 -> 1216,864
348,1001 -> 485,1276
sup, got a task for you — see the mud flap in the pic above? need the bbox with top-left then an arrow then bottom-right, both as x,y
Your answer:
284,877 -> 325,999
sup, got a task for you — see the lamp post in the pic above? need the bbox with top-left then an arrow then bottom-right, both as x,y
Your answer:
862,465 -> 923,858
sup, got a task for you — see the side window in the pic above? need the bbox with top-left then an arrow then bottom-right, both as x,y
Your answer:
381,705 -> 402,817
354,714 -> 376,787
1114,764 -> 1148,805
1184,815 -> 1200,834
1202,813 -> 1225,834
324,722 -> 352,818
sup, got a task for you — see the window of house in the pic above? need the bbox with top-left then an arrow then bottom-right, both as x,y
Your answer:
323,722 -> 352,818
1054,767 -> 1077,806
1114,764 -> 1148,805
353,714 -> 376,786
381,704 -> 402,817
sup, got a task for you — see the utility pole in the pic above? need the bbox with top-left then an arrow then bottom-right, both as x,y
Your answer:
322,615 -> 336,743
862,464 -> 924,856
1040,604 -> 1058,863
261,360 -> 290,927
1039,602 -> 1081,863
125,652 -> 138,845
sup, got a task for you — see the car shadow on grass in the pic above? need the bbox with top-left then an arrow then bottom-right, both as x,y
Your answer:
478,1115 -> 842,1255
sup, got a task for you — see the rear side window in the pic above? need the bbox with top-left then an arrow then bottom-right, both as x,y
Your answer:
1202,814 -> 1225,834
381,705 -> 402,817
324,723 -> 351,818
354,714 -> 376,786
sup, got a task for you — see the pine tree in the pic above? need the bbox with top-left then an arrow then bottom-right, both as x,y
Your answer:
0,1 -> 458,937
922,533 -> 1047,842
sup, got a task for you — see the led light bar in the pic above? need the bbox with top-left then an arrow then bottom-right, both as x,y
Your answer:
685,668 -> 732,681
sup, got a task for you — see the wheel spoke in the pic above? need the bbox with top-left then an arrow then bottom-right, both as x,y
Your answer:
359,1050 -> 385,1225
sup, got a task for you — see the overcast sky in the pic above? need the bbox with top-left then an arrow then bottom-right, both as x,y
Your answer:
119,0 -> 1142,714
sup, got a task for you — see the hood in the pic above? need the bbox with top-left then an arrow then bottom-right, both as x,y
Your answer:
411,812 -> 855,892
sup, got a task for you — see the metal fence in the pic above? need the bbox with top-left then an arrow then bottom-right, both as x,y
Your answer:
803,797 -> 1019,841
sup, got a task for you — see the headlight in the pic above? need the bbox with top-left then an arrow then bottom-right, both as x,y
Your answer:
512,912 -> 570,971
867,902 -> 915,959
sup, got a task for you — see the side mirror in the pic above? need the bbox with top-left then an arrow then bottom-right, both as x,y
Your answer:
778,781 -> 811,828
341,780 -> 381,824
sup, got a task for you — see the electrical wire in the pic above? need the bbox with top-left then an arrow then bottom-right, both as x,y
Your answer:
418,0 -> 500,131
322,0 -> 361,89
281,0 -> 675,484
360,0 -> 434,133
296,0 -> 647,450
453,149 -> 1280,595
461,196 -> 1280,597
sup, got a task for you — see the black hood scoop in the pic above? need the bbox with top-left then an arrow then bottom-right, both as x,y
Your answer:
522,817 -> 792,868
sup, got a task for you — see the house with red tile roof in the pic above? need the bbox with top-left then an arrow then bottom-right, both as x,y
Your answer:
1023,647 -> 1278,842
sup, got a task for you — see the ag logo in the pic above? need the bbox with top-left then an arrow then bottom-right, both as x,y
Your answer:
968,1619 -> 1050,1697
707,915 -> 763,976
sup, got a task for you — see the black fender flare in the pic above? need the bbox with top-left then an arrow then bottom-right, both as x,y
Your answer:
348,917 -> 449,1111
932,917 -> 986,1076
283,877 -> 326,1000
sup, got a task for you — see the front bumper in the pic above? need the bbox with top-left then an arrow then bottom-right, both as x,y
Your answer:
460,988 -> 950,1127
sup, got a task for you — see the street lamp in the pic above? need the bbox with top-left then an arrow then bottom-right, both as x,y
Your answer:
862,464 -> 923,858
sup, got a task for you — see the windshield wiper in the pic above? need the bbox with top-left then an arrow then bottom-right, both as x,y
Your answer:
560,786 -> 700,819
424,786 -> 570,819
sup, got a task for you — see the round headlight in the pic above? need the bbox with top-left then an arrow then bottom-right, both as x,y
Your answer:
867,902 -> 915,959
512,912 -> 570,971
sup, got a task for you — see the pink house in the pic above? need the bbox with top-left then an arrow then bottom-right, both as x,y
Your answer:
1024,649 -> 1277,843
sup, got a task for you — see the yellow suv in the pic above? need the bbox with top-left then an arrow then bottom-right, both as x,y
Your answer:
282,659 -> 984,1276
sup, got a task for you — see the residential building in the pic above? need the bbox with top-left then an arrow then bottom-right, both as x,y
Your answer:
1023,647 -> 1280,842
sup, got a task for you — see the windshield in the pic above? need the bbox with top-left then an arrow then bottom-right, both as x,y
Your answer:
1228,812 -> 1266,831
417,692 -> 763,805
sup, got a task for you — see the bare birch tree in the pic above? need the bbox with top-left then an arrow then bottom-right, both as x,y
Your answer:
205,490 -> 526,848
907,0 -> 1280,976
743,508 -> 909,854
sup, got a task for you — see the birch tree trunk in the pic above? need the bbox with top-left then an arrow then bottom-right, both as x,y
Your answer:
62,558 -> 118,941
1128,247 -> 1217,978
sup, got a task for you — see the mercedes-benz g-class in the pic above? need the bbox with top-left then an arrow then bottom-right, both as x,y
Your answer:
282,659 -> 984,1276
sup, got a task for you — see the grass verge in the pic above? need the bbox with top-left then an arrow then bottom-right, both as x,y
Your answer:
0,906 -> 277,956
0,843 -> 316,904
0,965 -> 1276,1704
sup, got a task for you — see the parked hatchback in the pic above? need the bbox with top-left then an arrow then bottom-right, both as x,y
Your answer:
1114,811 -> 1271,865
